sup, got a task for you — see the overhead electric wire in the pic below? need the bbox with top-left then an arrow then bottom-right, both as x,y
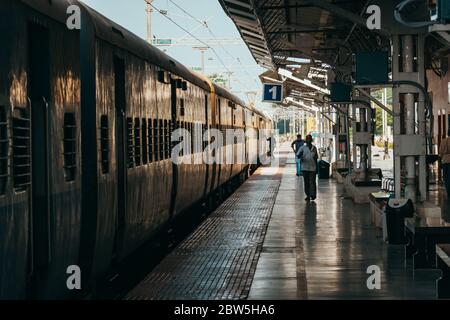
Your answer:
148,2 -> 211,50
166,0 -> 258,89
150,2 -> 252,91
167,0 -> 207,27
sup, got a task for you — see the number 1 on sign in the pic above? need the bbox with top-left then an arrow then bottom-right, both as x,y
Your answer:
269,86 -> 277,100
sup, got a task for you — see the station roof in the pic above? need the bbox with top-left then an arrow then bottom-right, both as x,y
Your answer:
219,0 -> 390,71
219,0 -> 447,108
218,0 -> 391,106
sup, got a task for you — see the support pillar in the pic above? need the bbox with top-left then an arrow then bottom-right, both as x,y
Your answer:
351,90 -> 373,181
392,34 -> 427,202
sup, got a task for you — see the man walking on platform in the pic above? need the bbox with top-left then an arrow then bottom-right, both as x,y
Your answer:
291,134 -> 305,176
439,130 -> 450,197
298,135 -> 318,201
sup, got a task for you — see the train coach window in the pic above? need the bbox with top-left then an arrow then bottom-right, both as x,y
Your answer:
126,118 -> 134,168
165,120 -> 170,159
142,119 -> 148,165
186,122 -> 191,155
159,119 -> 164,160
180,98 -> 185,117
63,113 -> 77,182
100,115 -> 109,174
148,119 -> 153,163
12,108 -> 31,191
202,124 -> 208,150
153,119 -> 158,162
0,107 -> 8,195
134,118 -> 141,166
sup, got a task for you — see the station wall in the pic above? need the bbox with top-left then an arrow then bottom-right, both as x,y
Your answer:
426,55 -> 450,153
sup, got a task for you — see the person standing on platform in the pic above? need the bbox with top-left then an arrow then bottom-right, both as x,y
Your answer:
383,138 -> 390,160
439,130 -> 450,197
291,134 -> 305,176
298,135 -> 318,201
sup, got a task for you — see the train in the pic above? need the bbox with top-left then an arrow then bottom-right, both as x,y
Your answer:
0,0 -> 272,299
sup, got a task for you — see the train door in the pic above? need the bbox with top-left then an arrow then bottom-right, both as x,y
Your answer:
203,95 -> 209,197
28,23 -> 51,296
169,78 -> 178,216
443,111 -> 447,147
438,112 -> 442,151
210,98 -> 220,192
113,57 -> 126,259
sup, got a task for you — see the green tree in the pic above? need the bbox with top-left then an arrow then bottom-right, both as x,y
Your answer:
371,88 -> 393,135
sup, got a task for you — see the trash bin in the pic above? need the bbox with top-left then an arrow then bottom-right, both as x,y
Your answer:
318,160 -> 330,179
385,199 -> 414,245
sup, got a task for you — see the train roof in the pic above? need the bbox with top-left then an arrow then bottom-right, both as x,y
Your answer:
19,0 -> 208,90
213,83 -> 246,108
80,2 -> 212,92
19,0 -> 269,120
79,3 -> 256,112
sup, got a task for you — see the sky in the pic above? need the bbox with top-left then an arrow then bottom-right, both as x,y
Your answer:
80,0 -> 268,111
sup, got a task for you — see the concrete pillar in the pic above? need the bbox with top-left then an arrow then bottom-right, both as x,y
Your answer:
403,35 -> 417,202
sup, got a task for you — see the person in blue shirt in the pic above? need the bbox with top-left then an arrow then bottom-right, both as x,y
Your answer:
291,134 -> 305,176
297,135 -> 318,201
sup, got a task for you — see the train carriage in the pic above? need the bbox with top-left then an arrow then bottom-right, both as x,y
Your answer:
0,0 -> 272,299
0,0 -> 82,299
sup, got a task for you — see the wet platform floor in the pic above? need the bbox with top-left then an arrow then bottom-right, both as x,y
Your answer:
126,149 -> 442,300
248,157 -> 440,300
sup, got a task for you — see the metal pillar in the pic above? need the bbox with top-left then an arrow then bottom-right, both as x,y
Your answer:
382,88 -> 388,138
392,34 -> 427,202
335,104 -> 351,169
351,91 -> 373,181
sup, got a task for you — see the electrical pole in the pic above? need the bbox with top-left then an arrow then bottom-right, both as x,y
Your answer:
245,91 -> 257,108
193,46 -> 208,74
146,0 -> 154,44
225,71 -> 234,89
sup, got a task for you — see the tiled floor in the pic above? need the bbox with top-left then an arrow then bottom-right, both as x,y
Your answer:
248,156 -> 441,300
125,163 -> 285,300
125,143 -> 445,300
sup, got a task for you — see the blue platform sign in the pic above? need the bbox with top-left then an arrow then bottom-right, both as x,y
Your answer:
262,83 -> 283,103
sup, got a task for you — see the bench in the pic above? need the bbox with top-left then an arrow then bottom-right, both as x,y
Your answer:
369,191 -> 390,230
334,168 -> 349,184
405,216 -> 450,269
354,179 -> 382,187
436,244 -> 450,299
368,178 -> 394,229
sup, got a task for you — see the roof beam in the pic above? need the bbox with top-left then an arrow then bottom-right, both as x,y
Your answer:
241,28 -> 266,40
301,0 -> 390,36
259,0 -> 361,10
232,14 -> 259,29
268,27 -> 337,34
228,7 -> 256,20
223,0 -> 253,10
259,4 -> 312,10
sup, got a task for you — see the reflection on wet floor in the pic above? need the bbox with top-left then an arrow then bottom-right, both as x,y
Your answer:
429,188 -> 450,223
249,156 -> 442,300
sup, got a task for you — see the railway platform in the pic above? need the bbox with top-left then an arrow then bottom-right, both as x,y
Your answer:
126,143 -> 444,300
